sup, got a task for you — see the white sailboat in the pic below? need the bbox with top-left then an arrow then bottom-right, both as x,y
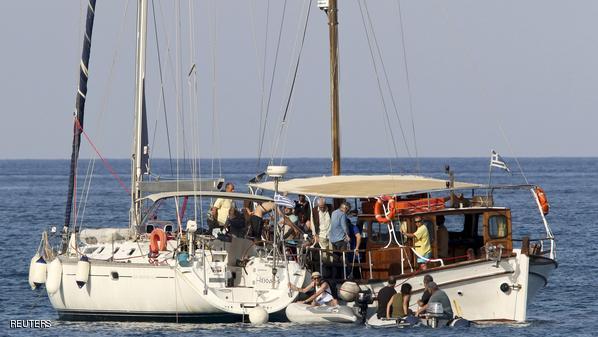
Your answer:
29,0 -> 307,322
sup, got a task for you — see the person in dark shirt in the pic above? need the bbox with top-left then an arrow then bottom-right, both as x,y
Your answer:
376,277 -> 397,318
294,194 -> 311,217
417,275 -> 434,308
416,281 -> 453,319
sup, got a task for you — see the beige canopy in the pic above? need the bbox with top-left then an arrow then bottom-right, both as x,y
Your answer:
249,175 -> 481,199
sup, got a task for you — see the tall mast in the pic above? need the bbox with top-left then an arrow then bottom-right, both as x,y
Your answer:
131,0 -> 149,229
321,0 -> 341,175
62,0 -> 97,251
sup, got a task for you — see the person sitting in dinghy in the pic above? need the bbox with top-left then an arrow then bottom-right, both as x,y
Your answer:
289,272 -> 339,307
386,283 -> 413,320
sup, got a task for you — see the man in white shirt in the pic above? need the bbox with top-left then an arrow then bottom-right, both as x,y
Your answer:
314,198 -> 331,249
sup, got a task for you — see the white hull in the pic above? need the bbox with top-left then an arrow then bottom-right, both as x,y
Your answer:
366,315 -> 399,328
47,237 -> 307,322
286,303 -> 357,324
367,249 -> 556,322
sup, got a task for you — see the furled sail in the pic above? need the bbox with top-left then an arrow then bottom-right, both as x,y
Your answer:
63,0 -> 97,243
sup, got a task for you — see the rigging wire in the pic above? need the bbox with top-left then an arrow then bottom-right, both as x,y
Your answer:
258,0 -> 289,169
498,122 -> 530,184
174,0 -> 187,187
151,0 -> 174,176
187,0 -> 204,222
357,0 -> 403,171
362,1 -> 413,161
209,0 -> 223,179
425,2 -> 528,184
271,0 -> 312,165
78,0 -> 131,228
395,0 -> 420,173
250,0 -> 271,173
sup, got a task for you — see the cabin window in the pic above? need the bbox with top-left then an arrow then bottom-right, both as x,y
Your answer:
488,215 -> 508,239
369,221 -> 390,243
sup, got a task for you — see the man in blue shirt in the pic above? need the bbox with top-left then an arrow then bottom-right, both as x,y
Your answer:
329,202 -> 351,249
328,202 -> 351,280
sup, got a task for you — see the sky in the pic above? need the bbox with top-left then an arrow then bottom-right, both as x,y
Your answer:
1,0 -> 597,160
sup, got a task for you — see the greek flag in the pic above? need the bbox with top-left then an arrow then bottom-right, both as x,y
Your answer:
274,194 -> 295,208
490,150 -> 510,172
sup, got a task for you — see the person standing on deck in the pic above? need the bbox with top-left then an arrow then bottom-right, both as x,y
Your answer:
401,216 -> 431,270
328,202 -> 351,279
245,201 -> 274,239
211,183 -> 236,229
329,202 -> 351,250
294,194 -> 311,217
313,198 -> 331,247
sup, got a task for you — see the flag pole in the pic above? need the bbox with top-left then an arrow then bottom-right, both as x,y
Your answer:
487,152 -> 493,199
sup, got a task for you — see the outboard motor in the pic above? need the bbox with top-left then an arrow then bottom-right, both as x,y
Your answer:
356,289 -> 373,324
426,302 -> 444,328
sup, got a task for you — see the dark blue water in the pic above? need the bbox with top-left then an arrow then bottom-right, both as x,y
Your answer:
1,158 -> 597,337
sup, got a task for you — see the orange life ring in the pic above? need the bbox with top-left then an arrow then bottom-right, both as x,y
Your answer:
534,187 -> 550,215
374,197 -> 396,223
149,228 -> 167,253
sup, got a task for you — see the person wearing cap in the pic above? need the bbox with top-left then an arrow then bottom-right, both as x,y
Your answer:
415,281 -> 453,319
288,272 -> 338,307
401,216 -> 432,270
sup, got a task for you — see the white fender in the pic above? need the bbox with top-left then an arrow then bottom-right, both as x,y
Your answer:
248,305 -> 269,325
29,253 -> 47,289
75,256 -> 90,289
46,258 -> 63,295
339,281 -> 361,302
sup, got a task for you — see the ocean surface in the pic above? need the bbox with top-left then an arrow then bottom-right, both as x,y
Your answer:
1,157 -> 597,336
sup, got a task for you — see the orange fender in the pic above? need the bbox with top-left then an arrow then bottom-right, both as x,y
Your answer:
149,228 -> 167,254
534,187 -> 550,215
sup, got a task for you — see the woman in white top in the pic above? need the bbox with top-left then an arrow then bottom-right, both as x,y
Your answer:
289,272 -> 338,307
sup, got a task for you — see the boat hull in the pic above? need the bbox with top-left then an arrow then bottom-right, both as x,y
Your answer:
365,249 -> 556,323
47,246 -> 306,322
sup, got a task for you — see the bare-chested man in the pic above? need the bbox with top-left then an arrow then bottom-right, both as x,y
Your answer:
246,201 -> 274,239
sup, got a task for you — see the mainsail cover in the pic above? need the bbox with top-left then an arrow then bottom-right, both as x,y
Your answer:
64,0 -> 97,232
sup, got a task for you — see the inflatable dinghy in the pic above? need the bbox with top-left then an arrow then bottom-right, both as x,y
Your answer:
286,303 -> 358,324
366,314 -> 419,328
367,313 -> 471,329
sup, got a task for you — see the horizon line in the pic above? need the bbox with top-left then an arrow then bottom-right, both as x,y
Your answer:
1,155 -> 597,160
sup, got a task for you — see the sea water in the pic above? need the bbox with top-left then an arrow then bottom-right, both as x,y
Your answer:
1,157 -> 596,337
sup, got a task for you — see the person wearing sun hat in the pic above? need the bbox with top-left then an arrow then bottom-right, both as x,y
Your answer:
288,271 -> 338,307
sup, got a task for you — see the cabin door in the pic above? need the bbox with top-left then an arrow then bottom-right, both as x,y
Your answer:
483,210 -> 513,254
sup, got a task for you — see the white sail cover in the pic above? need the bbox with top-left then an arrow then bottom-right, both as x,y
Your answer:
249,175 -> 481,198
